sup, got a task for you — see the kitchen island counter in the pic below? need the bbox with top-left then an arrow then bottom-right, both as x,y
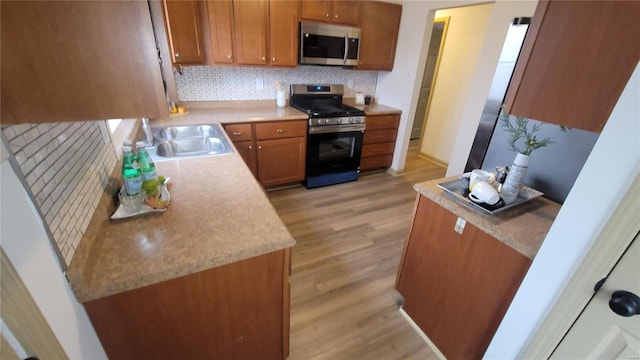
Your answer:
413,176 -> 561,259
67,148 -> 295,303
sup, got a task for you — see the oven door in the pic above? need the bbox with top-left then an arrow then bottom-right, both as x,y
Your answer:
306,127 -> 364,177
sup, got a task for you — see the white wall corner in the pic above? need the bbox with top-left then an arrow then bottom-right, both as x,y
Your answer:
446,0 -> 538,177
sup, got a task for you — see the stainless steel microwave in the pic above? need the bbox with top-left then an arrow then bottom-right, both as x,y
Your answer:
299,22 -> 361,66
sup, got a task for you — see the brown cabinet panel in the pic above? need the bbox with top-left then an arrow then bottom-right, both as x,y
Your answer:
256,120 -> 308,140
363,129 -> 397,144
331,1 -> 361,25
396,196 -> 531,360
1,1 -> 167,124
224,123 -> 254,142
202,0 -> 235,64
365,114 -> 400,130
162,0 -> 205,64
233,0 -> 269,65
362,142 -> 395,157
360,154 -> 392,171
234,141 -> 258,178
84,250 -> 288,359
358,1 -> 401,70
269,0 -> 300,66
300,0 -> 360,25
504,0 -> 640,133
257,137 -> 306,186
300,0 -> 333,22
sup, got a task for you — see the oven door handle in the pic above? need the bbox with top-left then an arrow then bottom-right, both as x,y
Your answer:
343,34 -> 349,64
309,125 -> 365,134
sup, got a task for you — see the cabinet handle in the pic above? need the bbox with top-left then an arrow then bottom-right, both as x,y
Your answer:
272,57 -> 276,62
258,145 -> 262,150
232,132 -> 243,136
325,13 -> 330,18
276,129 -> 286,133
334,14 -> 338,19
227,54 -> 232,60
374,148 -> 382,152
248,145 -> 252,150
262,56 -> 266,62
376,135 -> 384,139
175,52 -> 180,58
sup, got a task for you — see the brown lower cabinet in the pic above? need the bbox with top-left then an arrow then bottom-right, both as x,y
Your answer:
84,249 -> 291,360
360,114 -> 400,171
395,195 -> 531,360
224,120 -> 306,187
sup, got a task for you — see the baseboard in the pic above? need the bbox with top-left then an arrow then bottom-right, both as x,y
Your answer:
418,153 -> 448,169
399,308 -> 447,360
386,167 -> 404,177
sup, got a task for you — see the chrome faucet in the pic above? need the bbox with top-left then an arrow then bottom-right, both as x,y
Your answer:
141,117 -> 153,146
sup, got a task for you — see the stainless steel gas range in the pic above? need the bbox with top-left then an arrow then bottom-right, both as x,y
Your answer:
290,84 -> 366,189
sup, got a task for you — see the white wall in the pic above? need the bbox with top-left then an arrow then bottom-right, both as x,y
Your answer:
420,3 -> 493,164
375,0 -> 538,174
0,141 -> 107,359
485,62 -> 640,359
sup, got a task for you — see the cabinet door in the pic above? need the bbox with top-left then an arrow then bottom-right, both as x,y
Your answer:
162,0 -> 205,64
234,141 -> 258,178
300,0 -> 333,22
256,137 -> 306,187
503,0 -> 640,133
203,0 -> 235,64
331,1 -> 361,25
233,0 -> 269,65
396,196 -> 531,360
358,1 -> 402,70
1,1 -> 167,124
269,0 -> 300,66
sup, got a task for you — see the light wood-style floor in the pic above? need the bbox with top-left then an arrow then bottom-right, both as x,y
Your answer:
269,141 -> 447,359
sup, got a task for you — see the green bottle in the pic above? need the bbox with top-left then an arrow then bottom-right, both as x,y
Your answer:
136,141 -> 157,182
122,145 -> 142,195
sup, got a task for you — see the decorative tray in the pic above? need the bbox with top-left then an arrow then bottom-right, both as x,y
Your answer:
111,184 -> 171,220
437,177 -> 543,215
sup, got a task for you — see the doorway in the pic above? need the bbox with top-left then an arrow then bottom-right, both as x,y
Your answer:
411,18 -> 448,141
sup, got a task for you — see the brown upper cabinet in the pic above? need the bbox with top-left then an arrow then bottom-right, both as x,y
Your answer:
503,0 -> 640,133
357,1 -> 402,71
162,0 -> 205,64
301,0 -> 361,26
1,1 -> 167,124
202,0 -> 299,67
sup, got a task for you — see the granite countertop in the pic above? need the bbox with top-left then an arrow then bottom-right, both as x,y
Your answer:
67,149 -> 295,303
67,101 -> 402,303
414,177 -> 561,260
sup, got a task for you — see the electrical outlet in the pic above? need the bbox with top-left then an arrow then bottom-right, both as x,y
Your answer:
347,79 -> 354,88
454,217 -> 466,234
256,78 -> 263,90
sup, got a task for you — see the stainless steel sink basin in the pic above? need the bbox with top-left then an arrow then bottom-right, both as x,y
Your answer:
149,123 -> 233,160
153,124 -> 220,141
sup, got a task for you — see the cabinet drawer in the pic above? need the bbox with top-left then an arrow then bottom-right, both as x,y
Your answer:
255,120 -> 307,140
365,115 -> 400,130
363,129 -> 397,144
362,142 -> 395,157
360,154 -> 392,170
224,123 -> 253,142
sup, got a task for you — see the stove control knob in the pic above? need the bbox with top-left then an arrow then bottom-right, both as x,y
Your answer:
337,118 -> 343,124
349,117 -> 355,123
317,119 -> 324,125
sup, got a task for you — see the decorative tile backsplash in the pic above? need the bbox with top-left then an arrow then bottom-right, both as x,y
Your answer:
2,121 -> 117,265
175,65 -> 378,101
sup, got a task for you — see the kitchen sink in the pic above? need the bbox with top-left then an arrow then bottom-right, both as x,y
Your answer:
153,124 -> 219,140
149,123 -> 233,160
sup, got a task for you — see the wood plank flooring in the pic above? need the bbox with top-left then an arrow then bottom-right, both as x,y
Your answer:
269,141 -> 447,359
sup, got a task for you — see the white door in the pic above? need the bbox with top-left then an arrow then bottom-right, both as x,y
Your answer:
552,233 -> 640,359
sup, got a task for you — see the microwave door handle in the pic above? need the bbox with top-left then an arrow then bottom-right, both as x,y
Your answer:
343,34 -> 348,64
